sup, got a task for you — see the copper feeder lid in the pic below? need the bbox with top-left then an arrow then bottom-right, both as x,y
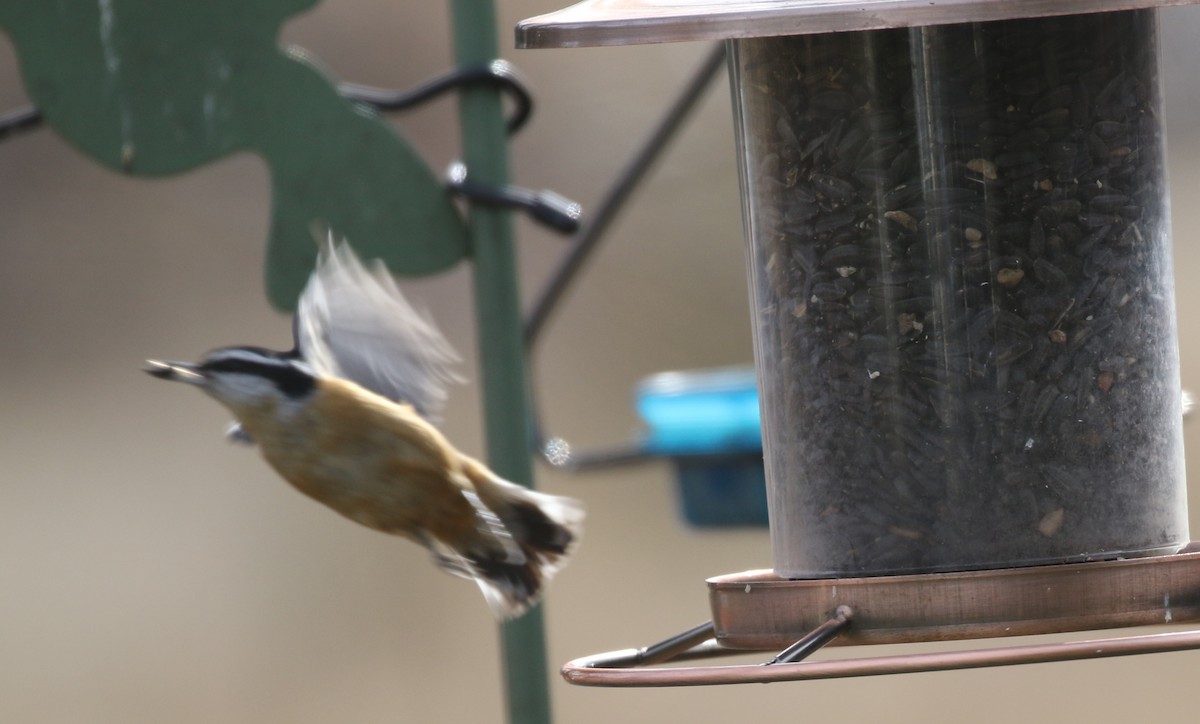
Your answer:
516,0 -> 1200,48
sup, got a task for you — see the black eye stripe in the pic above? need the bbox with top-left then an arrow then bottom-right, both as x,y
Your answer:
200,348 -> 316,398
202,357 -> 287,375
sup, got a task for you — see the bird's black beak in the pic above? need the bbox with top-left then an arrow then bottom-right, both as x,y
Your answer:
144,359 -> 207,385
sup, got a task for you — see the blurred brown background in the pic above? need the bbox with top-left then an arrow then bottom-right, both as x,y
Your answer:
4,2 -> 1200,722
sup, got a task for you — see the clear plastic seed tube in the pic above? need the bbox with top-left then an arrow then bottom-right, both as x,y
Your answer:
731,9 -> 1188,577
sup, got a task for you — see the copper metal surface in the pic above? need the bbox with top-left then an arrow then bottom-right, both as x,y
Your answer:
561,550 -> 1200,686
516,0 -> 1200,49
710,552 -> 1200,648
561,628 -> 1200,686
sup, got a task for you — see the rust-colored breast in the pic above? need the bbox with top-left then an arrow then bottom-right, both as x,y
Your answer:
235,378 -> 479,543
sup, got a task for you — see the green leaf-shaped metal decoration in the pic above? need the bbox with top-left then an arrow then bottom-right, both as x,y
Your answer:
0,0 -> 468,309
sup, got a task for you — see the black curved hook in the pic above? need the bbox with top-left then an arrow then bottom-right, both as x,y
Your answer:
341,60 -> 581,232
446,161 -> 581,234
339,59 -> 533,135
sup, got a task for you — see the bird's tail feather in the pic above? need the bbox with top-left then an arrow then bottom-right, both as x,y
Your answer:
456,458 -> 584,619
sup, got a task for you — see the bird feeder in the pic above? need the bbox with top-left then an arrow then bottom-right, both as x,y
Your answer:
518,0 -> 1200,684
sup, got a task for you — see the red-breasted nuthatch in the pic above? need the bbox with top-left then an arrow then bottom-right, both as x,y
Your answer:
146,241 -> 583,619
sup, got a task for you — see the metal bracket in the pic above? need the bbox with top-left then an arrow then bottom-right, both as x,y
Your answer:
763,605 -> 854,665
340,59 -> 533,134
446,161 -> 582,234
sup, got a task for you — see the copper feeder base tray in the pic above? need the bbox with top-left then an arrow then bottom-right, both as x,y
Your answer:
562,548 -> 1200,687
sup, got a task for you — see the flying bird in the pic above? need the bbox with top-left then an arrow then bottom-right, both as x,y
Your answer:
147,240 -> 582,619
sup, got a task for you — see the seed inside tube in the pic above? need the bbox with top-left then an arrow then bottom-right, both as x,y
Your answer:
997,267 -> 1025,287
966,158 -> 998,180
884,209 -> 918,231
1038,508 -> 1066,537
736,12 -> 1184,576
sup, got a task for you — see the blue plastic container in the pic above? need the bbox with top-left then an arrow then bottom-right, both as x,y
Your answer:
636,366 -> 768,527
637,366 -> 762,455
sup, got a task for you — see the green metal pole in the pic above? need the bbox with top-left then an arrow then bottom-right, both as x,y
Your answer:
449,3 -> 554,724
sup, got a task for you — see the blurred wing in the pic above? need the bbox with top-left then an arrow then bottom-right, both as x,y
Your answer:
296,239 -> 463,421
